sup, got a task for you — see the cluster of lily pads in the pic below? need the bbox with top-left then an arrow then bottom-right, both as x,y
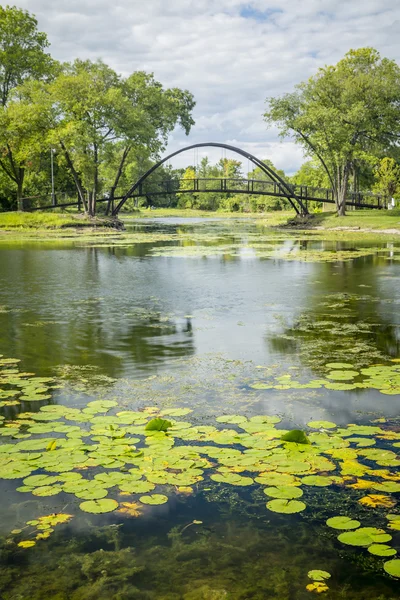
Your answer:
0,355 -> 54,408
251,361 -> 400,395
12,513 -> 73,548
149,243 -> 384,262
1,358 -> 400,579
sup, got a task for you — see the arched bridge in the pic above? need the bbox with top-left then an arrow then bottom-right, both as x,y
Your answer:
111,142 -> 309,216
27,142 -> 387,214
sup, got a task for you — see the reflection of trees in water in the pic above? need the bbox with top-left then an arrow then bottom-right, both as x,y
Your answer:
118,316 -> 195,369
0,246 -> 196,379
268,255 -> 400,369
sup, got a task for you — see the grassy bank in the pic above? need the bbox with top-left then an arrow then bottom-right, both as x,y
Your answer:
0,211 -> 119,231
310,209 -> 400,232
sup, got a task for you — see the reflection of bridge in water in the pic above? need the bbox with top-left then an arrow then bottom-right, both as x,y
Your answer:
28,142 -> 386,215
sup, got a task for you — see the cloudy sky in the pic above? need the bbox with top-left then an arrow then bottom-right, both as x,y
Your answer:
15,0 -> 400,173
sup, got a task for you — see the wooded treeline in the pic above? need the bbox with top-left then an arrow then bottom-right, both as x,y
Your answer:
1,6 -> 400,215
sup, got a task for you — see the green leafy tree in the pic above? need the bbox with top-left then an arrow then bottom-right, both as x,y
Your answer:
373,157 -> 400,200
0,80 -> 53,210
265,48 -> 400,215
0,6 -> 55,209
291,161 -> 330,188
48,62 -> 195,216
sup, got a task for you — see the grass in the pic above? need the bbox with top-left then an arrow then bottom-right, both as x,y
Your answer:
0,211 -> 115,230
310,209 -> 400,232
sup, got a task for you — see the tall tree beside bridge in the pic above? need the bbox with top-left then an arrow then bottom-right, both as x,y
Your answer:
48,62 -> 195,217
265,48 -> 400,215
0,5 -> 55,210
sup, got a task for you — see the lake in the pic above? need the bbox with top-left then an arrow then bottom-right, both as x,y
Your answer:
0,217 -> 399,599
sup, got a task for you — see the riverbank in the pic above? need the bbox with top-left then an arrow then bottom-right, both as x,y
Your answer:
125,207 -> 400,234
0,212 -> 124,231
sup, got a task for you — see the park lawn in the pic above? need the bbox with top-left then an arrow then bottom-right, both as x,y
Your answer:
312,209 -> 400,232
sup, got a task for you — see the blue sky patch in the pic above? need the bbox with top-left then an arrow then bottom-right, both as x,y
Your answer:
239,5 -> 283,22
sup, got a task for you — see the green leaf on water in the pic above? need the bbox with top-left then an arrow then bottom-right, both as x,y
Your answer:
266,499 -> 306,514
307,421 -> 336,429
307,570 -> 331,581
263,486 -> 303,499
79,499 -> 118,513
145,418 -> 172,432
326,516 -> 360,530
139,494 -> 168,505
384,559 -> 400,577
338,527 -> 392,547
281,430 -> 310,444
368,544 -> 396,557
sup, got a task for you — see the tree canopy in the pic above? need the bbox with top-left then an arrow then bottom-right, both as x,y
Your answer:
265,48 -> 400,215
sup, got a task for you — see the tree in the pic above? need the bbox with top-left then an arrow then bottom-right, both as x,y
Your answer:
49,62 -> 195,216
0,80 -> 53,210
0,6 -> 54,209
291,160 -> 330,188
373,157 -> 400,200
265,48 -> 400,215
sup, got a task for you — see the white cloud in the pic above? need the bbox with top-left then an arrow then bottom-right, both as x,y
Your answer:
14,0 -> 400,173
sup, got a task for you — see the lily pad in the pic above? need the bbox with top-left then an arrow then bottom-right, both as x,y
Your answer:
326,516 -> 360,530
307,570 -> 331,581
79,499 -> 118,514
266,499 -> 306,514
383,559 -> 400,577
139,494 -> 168,505
263,486 -> 303,499
307,421 -> 336,429
338,527 -> 392,547
368,544 -> 397,557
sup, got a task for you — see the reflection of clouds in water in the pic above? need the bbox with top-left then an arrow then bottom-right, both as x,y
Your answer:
258,387 -> 400,430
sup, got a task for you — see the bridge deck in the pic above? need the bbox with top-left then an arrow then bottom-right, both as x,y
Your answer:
27,177 -> 385,211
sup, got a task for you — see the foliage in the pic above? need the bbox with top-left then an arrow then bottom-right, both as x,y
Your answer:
265,48 -> 400,215
373,157 -> 400,199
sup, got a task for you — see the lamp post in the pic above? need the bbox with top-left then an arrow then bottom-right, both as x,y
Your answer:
51,148 -> 56,206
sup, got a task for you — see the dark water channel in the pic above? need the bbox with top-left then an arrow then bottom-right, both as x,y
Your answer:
0,218 -> 399,599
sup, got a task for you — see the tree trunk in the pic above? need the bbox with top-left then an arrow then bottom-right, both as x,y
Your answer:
105,146 -> 131,216
336,162 -> 351,216
59,141 -> 88,213
17,167 -> 25,211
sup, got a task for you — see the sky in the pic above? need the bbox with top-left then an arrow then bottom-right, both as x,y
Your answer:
15,0 -> 400,174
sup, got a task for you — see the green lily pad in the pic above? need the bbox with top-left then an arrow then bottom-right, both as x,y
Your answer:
307,421 -> 336,429
368,544 -> 397,557
326,363 -> 354,369
210,473 -> 253,486
139,494 -> 168,505
327,370 -> 359,381
383,559 -> 400,577
338,527 -> 392,547
307,570 -> 331,581
266,499 -> 306,514
74,487 -> 108,500
301,476 -> 332,487
263,486 -> 303,499
79,499 -> 118,513
326,516 -> 360,530
216,415 -> 248,424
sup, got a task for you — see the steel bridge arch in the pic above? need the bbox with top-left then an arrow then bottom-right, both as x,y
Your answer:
111,142 -> 308,216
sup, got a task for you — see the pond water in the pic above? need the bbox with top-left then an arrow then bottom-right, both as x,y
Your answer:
0,217 -> 400,599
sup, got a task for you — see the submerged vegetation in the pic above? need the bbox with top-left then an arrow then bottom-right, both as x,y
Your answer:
1,354 -> 400,598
